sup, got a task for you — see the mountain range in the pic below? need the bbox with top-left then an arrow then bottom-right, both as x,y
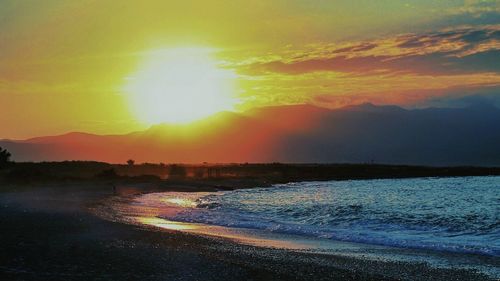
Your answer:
2,103 -> 500,166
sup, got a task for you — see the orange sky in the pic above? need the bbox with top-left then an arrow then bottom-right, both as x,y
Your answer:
1,0 -> 499,139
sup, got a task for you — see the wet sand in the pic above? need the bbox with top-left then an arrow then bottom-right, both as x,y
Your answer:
0,182 -> 495,280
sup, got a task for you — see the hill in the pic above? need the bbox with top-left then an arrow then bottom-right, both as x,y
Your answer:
1,104 -> 500,166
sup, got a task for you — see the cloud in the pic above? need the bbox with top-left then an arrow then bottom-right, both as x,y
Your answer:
238,25 -> 500,76
448,0 -> 500,17
225,26 -> 500,110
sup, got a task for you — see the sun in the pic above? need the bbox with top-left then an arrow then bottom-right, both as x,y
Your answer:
124,48 -> 238,125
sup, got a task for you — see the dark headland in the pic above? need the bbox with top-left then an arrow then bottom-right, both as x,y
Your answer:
3,161 -> 500,187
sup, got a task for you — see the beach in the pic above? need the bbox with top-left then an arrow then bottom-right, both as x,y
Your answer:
2,0 -> 500,279
0,180 -> 496,281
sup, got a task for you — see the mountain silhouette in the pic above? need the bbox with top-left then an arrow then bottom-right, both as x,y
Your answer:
1,104 -> 499,166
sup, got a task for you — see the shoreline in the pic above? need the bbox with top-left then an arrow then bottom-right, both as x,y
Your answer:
1,179 -> 498,280
94,188 -> 500,280
93,178 -> 500,279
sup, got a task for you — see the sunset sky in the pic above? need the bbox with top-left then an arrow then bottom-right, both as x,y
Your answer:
1,0 -> 499,139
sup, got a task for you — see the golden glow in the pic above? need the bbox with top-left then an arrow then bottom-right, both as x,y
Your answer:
124,48 -> 238,125
1,1 -> 499,139
137,217 -> 198,230
163,197 -> 197,208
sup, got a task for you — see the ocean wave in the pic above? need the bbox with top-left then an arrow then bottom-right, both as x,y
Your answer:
160,176 -> 500,257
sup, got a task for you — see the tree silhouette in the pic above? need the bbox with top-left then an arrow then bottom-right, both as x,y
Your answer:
169,164 -> 186,178
0,147 -> 11,168
127,159 -> 135,166
194,168 -> 205,178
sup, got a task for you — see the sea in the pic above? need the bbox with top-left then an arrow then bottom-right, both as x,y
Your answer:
167,176 -> 500,256
127,176 -> 500,278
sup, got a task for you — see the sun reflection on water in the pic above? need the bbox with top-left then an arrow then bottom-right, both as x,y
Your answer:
109,192 -> 313,250
163,197 -> 197,207
137,217 -> 198,230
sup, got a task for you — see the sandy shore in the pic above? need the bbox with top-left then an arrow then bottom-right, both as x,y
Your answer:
0,181 -> 495,280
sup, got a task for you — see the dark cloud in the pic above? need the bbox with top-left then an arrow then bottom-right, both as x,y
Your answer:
243,26 -> 500,76
461,29 -> 499,43
248,50 -> 500,76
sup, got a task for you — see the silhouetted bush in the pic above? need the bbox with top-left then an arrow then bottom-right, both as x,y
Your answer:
193,168 -> 205,178
169,164 -> 186,178
127,174 -> 161,182
5,166 -> 51,182
94,168 -> 119,179
0,147 -> 12,169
